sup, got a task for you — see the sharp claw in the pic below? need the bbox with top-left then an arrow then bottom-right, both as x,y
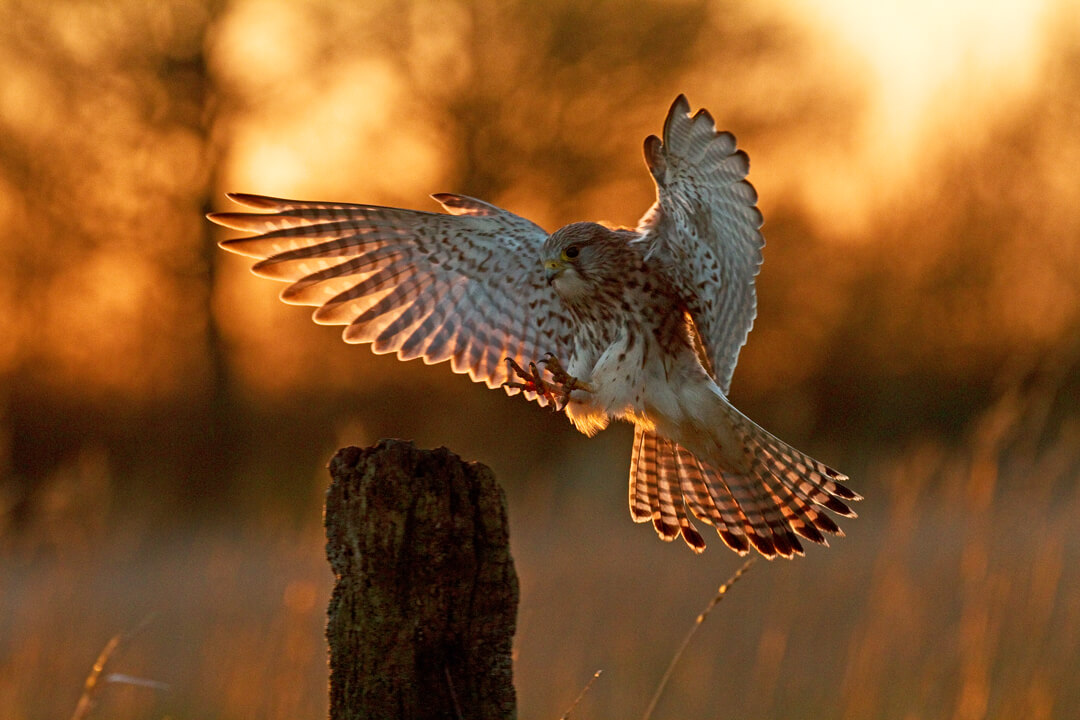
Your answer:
539,353 -> 573,386
504,353 -> 591,412
504,357 -> 526,375
504,356 -> 558,409
503,357 -> 537,393
528,361 -> 556,406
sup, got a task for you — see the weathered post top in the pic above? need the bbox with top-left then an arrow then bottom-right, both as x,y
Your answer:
324,439 -> 519,720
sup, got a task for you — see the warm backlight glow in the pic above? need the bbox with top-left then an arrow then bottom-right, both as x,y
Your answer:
3,2 -> 1080,720
786,0 -> 1055,231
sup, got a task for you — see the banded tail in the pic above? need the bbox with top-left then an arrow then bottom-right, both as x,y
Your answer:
629,407 -> 859,558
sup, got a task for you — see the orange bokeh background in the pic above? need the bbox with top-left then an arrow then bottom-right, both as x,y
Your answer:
2,1 -> 1078,718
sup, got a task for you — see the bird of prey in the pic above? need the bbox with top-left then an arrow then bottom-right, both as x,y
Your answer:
209,95 -> 859,558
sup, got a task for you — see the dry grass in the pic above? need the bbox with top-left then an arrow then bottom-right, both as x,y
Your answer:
2,380 -> 1078,720
1,522 -> 331,720
1,2 -> 1077,718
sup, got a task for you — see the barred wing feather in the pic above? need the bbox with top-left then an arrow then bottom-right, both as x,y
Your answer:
638,95 -> 765,395
631,96 -> 861,557
210,193 -> 572,405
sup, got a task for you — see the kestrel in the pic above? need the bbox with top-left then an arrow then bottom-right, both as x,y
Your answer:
210,95 -> 859,558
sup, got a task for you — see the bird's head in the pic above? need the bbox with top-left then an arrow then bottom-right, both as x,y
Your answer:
541,222 -> 631,302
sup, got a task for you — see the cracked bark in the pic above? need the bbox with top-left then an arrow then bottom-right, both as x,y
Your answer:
325,439 -> 519,720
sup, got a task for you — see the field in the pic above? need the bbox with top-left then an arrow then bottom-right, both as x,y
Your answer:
2,1 -> 1079,718
4,375 -> 1078,719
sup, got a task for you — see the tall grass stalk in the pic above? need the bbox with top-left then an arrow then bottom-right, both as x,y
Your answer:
642,557 -> 757,720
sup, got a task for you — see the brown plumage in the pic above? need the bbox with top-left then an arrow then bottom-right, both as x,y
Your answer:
210,95 -> 860,558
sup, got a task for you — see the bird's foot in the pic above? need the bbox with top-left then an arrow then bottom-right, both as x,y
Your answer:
504,354 -> 592,412
540,353 -> 594,395
503,357 -> 553,405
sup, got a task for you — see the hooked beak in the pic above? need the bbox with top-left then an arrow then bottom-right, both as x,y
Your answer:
544,259 -> 565,285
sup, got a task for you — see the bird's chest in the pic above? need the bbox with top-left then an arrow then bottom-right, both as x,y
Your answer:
560,272 -> 692,432
567,311 -> 683,424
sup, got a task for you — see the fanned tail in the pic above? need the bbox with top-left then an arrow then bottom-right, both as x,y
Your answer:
629,416 -> 859,558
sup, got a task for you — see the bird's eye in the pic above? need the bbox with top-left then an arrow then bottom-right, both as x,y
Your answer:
562,245 -> 580,261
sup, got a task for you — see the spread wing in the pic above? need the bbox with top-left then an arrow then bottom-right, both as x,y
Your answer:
209,192 -> 572,406
637,95 -> 765,395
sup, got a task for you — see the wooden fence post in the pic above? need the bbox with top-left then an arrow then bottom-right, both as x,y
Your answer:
324,439 -> 519,720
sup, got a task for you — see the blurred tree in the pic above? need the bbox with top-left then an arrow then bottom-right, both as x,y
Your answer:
797,17 -> 1080,448
0,0 -> 228,525
2,0 -> 1077,535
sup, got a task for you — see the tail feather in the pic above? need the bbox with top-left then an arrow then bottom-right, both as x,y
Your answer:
628,409 -> 859,558
749,455 -> 828,545
718,465 -> 798,558
656,438 -> 706,551
628,426 -> 657,522
673,446 -> 750,554
652,437 -> 684,542
745,424 -> 859,517
629,429 -> 707,551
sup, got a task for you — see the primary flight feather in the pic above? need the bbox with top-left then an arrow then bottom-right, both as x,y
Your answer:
210,95 -> 860,558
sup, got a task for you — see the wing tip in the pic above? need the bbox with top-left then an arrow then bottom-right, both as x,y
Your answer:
662,94 -> 692,146
224,192 -> 289,209
670,93 -> 690,117
692,106 -> 716,130
643,134 -> 665,182
207,193 -> 291,232
430,192 -> 460,212
208,212 -> 262,232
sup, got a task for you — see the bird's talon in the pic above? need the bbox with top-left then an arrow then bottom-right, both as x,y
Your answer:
540,353 -> 593,398
505,354 -> 589,411
504,356 -> 558,408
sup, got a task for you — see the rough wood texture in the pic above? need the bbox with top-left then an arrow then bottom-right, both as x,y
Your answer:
325,439 -> 519,720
